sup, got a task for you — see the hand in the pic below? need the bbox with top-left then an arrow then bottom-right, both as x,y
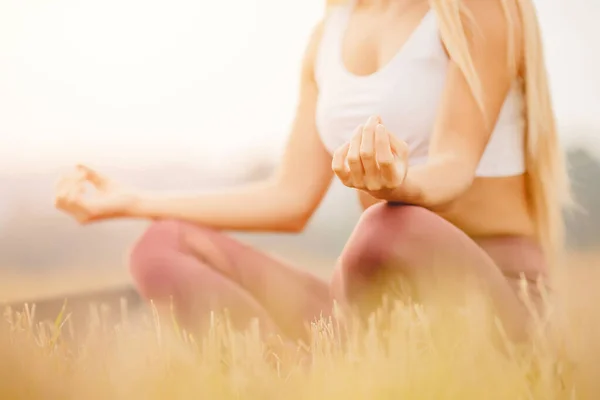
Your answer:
332,115 -> 409,196
54,165 -> 139,224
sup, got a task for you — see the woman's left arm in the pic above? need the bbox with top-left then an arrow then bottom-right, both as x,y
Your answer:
395,1 -> 521,208
334,1 -> 522,208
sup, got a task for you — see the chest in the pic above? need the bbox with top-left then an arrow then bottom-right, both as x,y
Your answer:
315,7 -> 450,156
315,64 -> 447,157
341,6 -> 433,77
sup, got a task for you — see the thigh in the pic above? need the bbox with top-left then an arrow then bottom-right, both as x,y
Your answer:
331,204 -> 539,337
163,250 -> 285,337
475,236 -> 548,310
176,222 -> 332,333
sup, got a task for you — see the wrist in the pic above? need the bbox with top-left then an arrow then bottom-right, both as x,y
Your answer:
368,177 -> 424,205
365,187 -> 397,202
123,190 -> 147,218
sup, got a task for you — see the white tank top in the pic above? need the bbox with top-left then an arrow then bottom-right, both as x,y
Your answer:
314,5 -> 526,177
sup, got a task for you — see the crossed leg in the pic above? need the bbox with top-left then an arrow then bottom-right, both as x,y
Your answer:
129,204 -> 546,343
331,203 -> 547,340
129,220 -> 331,342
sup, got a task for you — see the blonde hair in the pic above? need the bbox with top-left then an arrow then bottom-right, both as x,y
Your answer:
326,0 -> 572,264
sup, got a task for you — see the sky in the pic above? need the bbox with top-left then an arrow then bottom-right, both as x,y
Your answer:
0,0 -> 598,174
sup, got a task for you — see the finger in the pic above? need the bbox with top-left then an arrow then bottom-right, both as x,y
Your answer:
58,184 -> 90,222
55,176 -> 71,206
77,164 -> 107,188
55,170 -> 86,208
366,114 -> 381,126
55,169 -> 83,191
360,119 -> 379,190
389,134 -> 409,179
375,124 -> 397,186
66,182 -> 85,205
346,126 -> 365,188
332,142 -> 352,185
68,184 -> 102,223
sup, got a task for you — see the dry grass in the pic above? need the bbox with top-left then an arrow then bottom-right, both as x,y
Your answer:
1,262 -> 600,400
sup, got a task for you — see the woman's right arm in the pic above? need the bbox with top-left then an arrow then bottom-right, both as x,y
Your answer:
128,24 -> 332,233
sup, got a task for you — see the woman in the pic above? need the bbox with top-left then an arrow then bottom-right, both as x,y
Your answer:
55,0 -> 570,342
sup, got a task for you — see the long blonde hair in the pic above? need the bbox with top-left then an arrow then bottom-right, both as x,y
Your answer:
326,0 -> 572,263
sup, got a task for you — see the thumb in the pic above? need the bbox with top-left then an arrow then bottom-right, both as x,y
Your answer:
76,164 -> 108,188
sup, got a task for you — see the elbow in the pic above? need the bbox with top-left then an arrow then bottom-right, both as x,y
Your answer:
272,179 -> 326,233
258,197 -> 315,233
268,213 -> 310,234
279,205 -> 315,233
283,219 -> 309,233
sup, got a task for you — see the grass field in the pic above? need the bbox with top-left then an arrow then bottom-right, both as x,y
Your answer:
1,257 -> 600,400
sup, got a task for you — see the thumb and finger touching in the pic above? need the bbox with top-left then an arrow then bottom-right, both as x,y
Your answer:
333,119 -> 408,189
55,165 -> 111,221
76,164 -> 109,190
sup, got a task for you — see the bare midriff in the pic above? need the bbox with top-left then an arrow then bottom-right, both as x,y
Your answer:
358,175 -> 535,238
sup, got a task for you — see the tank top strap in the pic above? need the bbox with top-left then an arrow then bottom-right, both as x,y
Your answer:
314,4 -> 353,87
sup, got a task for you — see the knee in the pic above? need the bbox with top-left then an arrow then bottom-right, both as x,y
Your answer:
338,204 -> 435,284
130,219 -> 184,266
129,220 -> 187,299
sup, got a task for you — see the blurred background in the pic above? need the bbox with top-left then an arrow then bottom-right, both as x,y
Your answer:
0,0 -> 599,310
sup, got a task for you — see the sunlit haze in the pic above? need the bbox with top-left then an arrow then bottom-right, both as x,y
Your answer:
0,0 -> 598,174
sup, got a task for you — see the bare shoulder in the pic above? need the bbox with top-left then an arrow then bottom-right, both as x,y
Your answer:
460,0 -> 524,62
300,20 -> 326,81
461,0 -> 523,35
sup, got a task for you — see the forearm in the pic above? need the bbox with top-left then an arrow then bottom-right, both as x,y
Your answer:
128,179 -> 310,232
381,159 -> 473,208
